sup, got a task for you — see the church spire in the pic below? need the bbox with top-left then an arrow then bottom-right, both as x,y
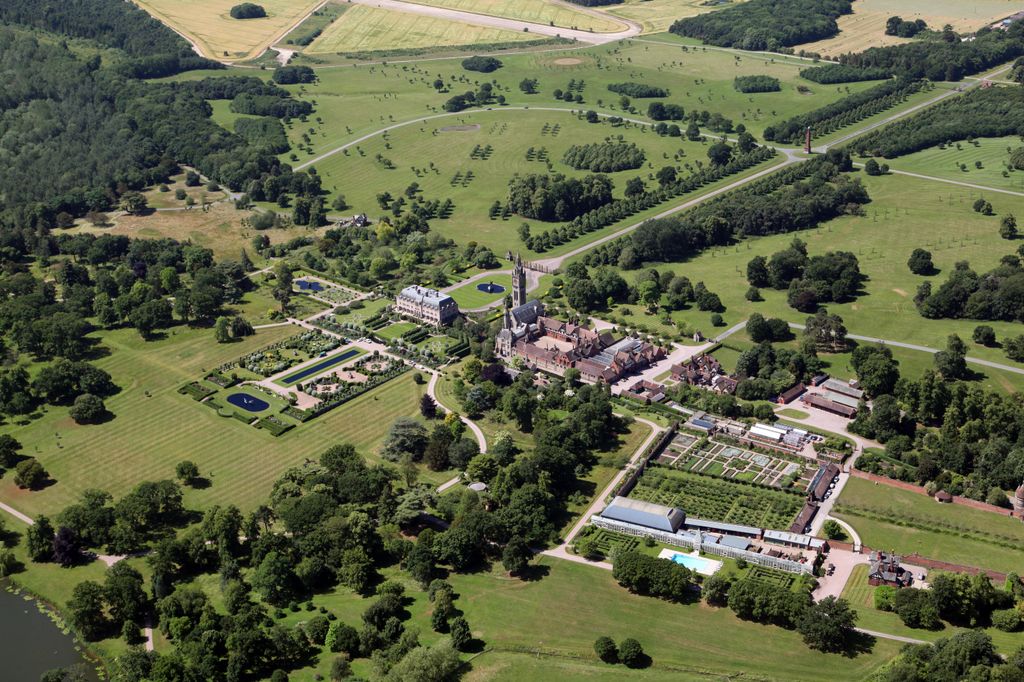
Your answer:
512,253 -> 526,308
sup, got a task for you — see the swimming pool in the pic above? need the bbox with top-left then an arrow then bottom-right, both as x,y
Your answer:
657,549 -> 723,575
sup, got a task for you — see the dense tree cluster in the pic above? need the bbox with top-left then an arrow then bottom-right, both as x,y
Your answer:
229,93 -> 314,118
646,102 -> 685,120
272,65 -> 315,84
798,64 -> 892,84
733,341 -> 822,400
0,0 -> 221,78
583,151 -> 867,269
827,22 -> 1024,81
733,75 -> 781,93
561,142 -> 646,172
764,78 -> 924,143
230,3 -> 267,19
562,0 -> 623,6
529,145 -> 775,253
885,15 -> 927,38
850,86 -> 1024,158
461,56 -> 502,72
915,256 -> 1024,322
607,83 -> 669,98
612,551 -> 694,601
747,239 -> 863,311
234,118 -> 290,154
442,82 -> 498,112
506,173 -> 613,221
669,0 -> 852,50
878,631 -> 1024,682
876,571 -> 1018,631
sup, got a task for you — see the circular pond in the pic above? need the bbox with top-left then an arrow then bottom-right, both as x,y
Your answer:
476,282 -> 505,294
226,392 -> 270,413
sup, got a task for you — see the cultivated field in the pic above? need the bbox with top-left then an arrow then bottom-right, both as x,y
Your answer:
630,466 -> 805,528
833,476 -> 1024,574
305,5 -> 537,54
801,0 -> 1020,58
133,0 -> 324,60
0,324 -> 446,521
407,0 -> 627,33
605,0 -> 743,34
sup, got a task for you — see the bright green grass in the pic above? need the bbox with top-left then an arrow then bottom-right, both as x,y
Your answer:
841,564 -> 1024,655
447,274 -> 512,309
277,2 -> 346,47
594,172 -> 1024,385
833,477 -> 1024,575
0,325 -> 444,520
883,135 -> 1024,193
777,408 -> 809,419
272,346 -> 366,387
407,0 -> 627,33
373,321 -> 419,341
284,37 -> 878,160
211,383 -> 290,418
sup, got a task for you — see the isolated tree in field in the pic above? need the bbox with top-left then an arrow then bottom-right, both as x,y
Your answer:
53,527 -> 81,567
1005,334 -> 1024,362
272,262 -> 294,312
26,515 -> 55,562
118,192 -> 147,215
619,638 -> 645,668
501,536 -> 531,576
594,636 -> 618,663
907,248 -> 934,275
14,457 -> 47,489
214,316 -> 231,343
656,166 -> 677,187
624,177 -> 646,197
934,334 -> 968,379
70,394 -> 106,424
420,394 -> 437,419
1000,214 -> 1018,239
449,615 -> 472,650
822,520 -> 846,540
0,434 -> 22,468
231,316 -> 254,338
972,325 -> 996,346
798,596 -> 857,652
175,460 -> 200,485
707,141 -> 733,166
230,3 -> 266,19
864,158 -> 881,176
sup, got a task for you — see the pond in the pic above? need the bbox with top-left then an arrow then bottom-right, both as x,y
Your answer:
296,279 -> 324,292
0,583 -> 98,680
476,282 -> 505,294
226,392 -> 270,413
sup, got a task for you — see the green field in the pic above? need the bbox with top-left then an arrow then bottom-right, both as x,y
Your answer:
0,325 -> 448,521
841,564 -> 1024,655
598,171 -> 1024,386
833,476 -> 1024,575
306,5 -> 537,54
447,274 -> 512,309
882,136 -> 1024,193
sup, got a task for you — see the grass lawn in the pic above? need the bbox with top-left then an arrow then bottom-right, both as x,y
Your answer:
447,274 -> 512,309
142,172 -> 226,209
210,383 -> 291,419
374,321 -> 419,341
134,0 -> 324,60
306,5 -> 537,54
884,135 -> 1024,193
777,408 -> 809,419
0,325 -> 445,521
408,0 -> 627,32
841,564 -> 1024,655
593,172 -> 1024,390
833,477 -> 1024,575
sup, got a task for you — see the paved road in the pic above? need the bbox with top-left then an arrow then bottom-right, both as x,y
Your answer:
427,371 -> 488,453
856,628 -> 928,645
882,167 -> 1024,198
343,0 -> 638,44
542,415 -> 663,567
788,323 -> 1024,376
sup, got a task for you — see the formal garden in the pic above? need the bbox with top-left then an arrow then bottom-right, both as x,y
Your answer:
629,466 -> 805,530
283,353 -> 410,422
228,331 -> 344,378
293,274 -> 362,306
656,433 -> 809,490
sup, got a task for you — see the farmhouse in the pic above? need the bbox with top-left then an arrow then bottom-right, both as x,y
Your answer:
868,551 -> 914,587
800,391 -> 858,418
395,285 -> 460,326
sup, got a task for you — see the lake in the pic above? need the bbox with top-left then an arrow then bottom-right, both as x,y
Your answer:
0,582 -> 98,680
